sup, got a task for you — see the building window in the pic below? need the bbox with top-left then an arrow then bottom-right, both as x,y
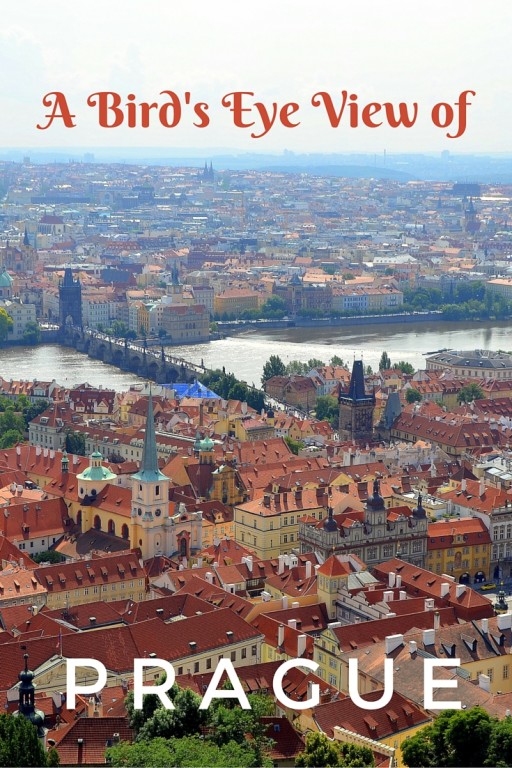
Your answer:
251,645 -> 257,657
504,665 -> 509,680
230,651 -> 236,662
241,648 -> 247,659
206,658 -> 212,670
487,669 -> 494,682
194,662 -> 199,673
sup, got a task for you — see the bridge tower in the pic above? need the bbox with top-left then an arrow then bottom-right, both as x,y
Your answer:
59,267 -> 82,329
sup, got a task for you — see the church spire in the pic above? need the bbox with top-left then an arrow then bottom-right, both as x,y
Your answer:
132,391 -> 167,483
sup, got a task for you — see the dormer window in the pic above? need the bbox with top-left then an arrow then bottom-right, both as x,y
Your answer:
156,485 -> 160,496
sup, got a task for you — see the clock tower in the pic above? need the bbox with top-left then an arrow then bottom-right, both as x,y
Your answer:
130,392 -> 170,559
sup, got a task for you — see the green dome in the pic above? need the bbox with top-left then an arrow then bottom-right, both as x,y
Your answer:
77,450 -> 117,483
199,436 -> 214,452
0,271 -> 13,288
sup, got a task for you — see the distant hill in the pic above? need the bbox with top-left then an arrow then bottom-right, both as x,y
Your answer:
258,164 -> 415,180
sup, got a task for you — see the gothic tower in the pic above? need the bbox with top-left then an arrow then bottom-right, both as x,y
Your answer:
338,359 -> 375,442
59,267 -> 82,329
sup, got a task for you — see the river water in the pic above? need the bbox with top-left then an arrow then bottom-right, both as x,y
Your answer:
0,320 -> 510,390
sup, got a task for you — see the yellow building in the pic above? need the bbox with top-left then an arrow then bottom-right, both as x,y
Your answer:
426,517 -> 492,583
213,288 -> 260,318
234,489 -> 328,560
34,550 -> 147,609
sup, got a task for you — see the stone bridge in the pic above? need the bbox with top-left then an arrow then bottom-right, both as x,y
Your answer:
65,327 -> 204,384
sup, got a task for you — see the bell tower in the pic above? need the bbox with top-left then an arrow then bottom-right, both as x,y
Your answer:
130,393 -> 170,559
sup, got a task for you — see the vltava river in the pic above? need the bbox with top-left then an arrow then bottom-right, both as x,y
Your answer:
0,319 -> 510,390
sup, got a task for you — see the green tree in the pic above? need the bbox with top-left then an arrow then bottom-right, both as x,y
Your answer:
296,732 -> 375,768
0,308 -> 13,344
406,388 -> 422,404
485,716 -> 512,767
32,550 -> 65,564
207,692 -> 275,766
394,361 -> 415,374
136,688 -> 207,742
0,428 -> 24,449
285,360 -> 308,376
0,713 -> 48,767
260,295 -> 287,318
106,736 -> 260,768
22,322 -> 41,345
379,351 -> 392,370
111,320 -> 129,338
46,747 -> 60,766
457,382 -> 485,404
64,429 -> 86,456
106,737 -> 177,767
315,395 -> 339,426
330,355 -> 346,367
285,436 -> 305,455
261,355 -> 286,384
402,707 -> 494,768
285,358 -> 325,376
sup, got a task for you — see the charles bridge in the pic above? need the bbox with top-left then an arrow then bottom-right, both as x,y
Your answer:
63,326 -> 204,383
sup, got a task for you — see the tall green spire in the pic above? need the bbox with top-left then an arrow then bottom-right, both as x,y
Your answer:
132,391 -> 167,483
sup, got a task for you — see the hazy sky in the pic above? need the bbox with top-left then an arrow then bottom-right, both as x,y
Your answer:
2,1 -> 510,153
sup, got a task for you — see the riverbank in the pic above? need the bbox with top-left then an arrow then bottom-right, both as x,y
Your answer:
217,311 -> 443,335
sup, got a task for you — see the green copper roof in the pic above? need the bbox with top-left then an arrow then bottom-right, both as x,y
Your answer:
132,391 -> 167,483
0,271 -> 13,288
77,463 -> 117,482
199,436 -> 214,452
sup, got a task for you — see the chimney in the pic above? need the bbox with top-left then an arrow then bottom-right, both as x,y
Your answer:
399,590 -> 407,601
388,572 -> 396,588
196,557 -> 203,568
205,571 -> 214,584
242,556 -> 253,573
440,582 -> 450,598
409,640 -> 418,655
479,673 -> 491,692
479,479 -> 486,497
314,565 -> 321,575
297,634 -> 307,656
281,596 -> 289,609
481,618 -> 489,634
424,598 -> 435,611
277,624 -> 284,646
423,628 -> 435,646
385,634 -> 404,655
383,590 -> 394,602
497,613 -> 512,631
288,619 -> 297,630
292,601 -> 300,609
278,555 -> 286,575
87,697 -> 96,718
434,611 -> 440,630
395,574 -> 402,588
461,478 -> 467,493
455,584 -> 466,598
305,560 -> 312,578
